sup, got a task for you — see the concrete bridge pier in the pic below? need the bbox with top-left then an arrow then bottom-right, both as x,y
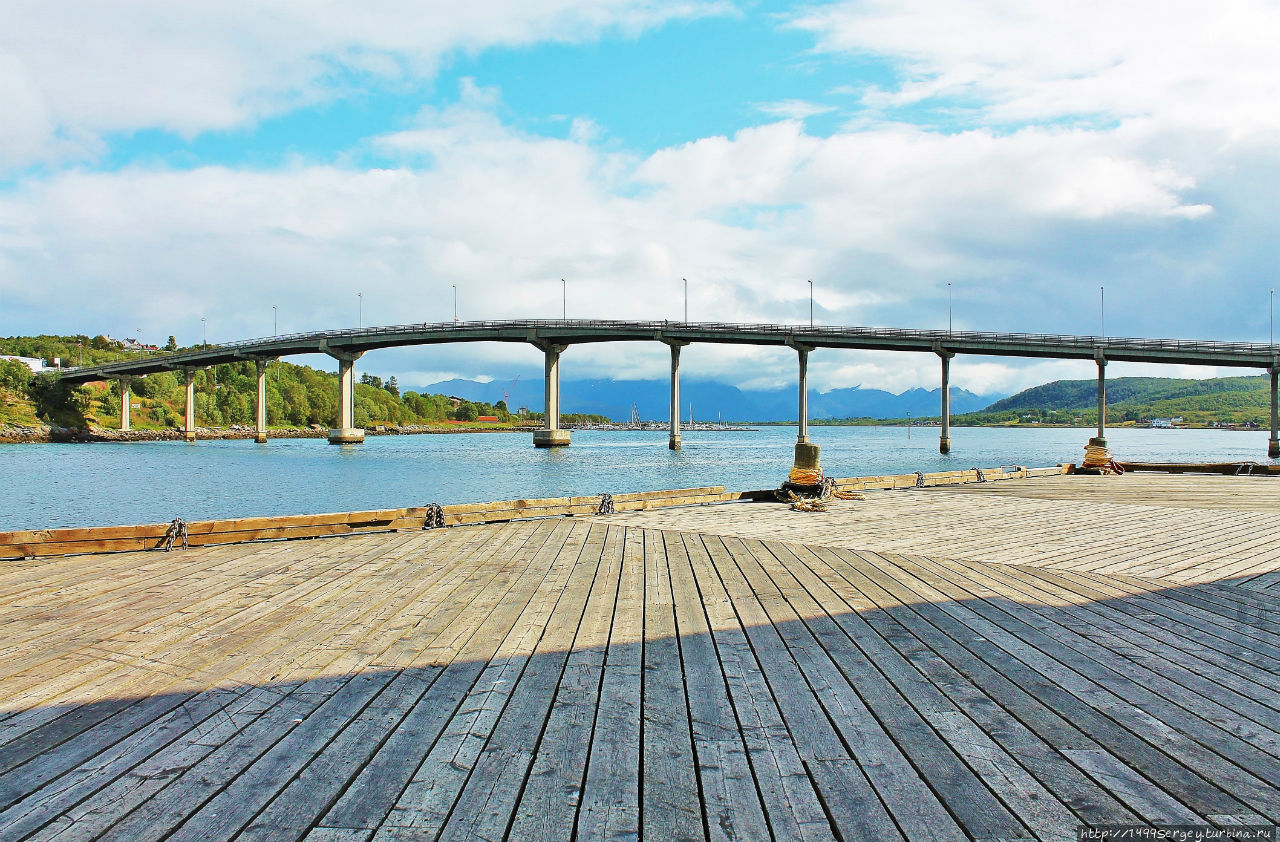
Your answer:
533,343 -> 570,447
182,368 -> 197,442
938,350 -> 954,454
254,359 -> 271,444
665,340 -> 688,450
117,377 -> 132,432
1269,365 -> 1278,459
791,343 -> 820,471
326,350 -> 365,444
1092,354 -> 1108,449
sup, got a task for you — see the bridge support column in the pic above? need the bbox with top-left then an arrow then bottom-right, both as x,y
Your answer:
255,359 -> 269,444
1269,366 -> 1278,459
534,343 -> 570,447
1092,356 -> 1107,448
118,377 -> 132,432
792,344 -> 820,472
667,341 -> 687,450
326,351 -> 365,444
938,351 -> 953,454
183,369 -> 196,442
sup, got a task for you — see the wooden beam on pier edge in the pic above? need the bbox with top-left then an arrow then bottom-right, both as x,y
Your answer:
1,471 -> 1278,840
0,469 -> 1066,560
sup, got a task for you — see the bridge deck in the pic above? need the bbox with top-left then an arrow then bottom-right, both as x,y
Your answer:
59,319 -> 1280,383
1,474 -> 1278,840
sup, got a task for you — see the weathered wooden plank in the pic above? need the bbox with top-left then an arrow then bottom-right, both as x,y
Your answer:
433,523 -> 606,842
506,524 -> 622,841
663,530 -> 770,842
575,527 -> 645,841
377,520 -> 588,836
638,529 -> 702,842
711,536 -> 908,841
688,533 -> 833,841
52,523 -> 543,842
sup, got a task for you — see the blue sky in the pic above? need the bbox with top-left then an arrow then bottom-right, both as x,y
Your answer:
95,5 -> 885,170
1,0 -> 1277,394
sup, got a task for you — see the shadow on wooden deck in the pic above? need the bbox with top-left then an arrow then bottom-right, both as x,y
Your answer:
0,527 -> 1277,841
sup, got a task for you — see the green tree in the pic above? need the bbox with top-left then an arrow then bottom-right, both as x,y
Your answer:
0,359 -> 31,391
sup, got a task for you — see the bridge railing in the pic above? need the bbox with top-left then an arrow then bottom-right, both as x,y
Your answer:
205,318 -> 1280,354
62,318 -> 1280,377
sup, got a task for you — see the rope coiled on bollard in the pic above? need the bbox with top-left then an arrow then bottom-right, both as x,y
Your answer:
777,469 -> 863,511
1082,443 -> 1124,475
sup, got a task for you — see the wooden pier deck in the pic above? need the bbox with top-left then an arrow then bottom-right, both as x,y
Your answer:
1,473 -> 1277,840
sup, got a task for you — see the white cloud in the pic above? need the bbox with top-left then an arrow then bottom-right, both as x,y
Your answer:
0,0 -> 727,170
2,92 -> 1254,396
755,100 -> 836,120
789,0 -> 1280,139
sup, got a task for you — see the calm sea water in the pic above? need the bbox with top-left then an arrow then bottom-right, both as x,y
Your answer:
1,426 -> 1275,530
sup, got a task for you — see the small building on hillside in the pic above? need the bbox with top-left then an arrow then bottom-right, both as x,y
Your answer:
2,355 -> 50,374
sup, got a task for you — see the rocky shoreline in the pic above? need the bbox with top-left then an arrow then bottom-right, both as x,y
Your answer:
0,423 -> 542,444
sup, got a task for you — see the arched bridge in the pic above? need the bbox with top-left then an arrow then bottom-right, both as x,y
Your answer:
60,319 -> 1280,457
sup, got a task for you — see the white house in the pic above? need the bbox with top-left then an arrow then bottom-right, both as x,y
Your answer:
2,355 -> 49,374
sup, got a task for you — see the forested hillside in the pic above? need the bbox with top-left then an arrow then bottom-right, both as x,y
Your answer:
961,375 -> 1272,426
0,334 -> 547,431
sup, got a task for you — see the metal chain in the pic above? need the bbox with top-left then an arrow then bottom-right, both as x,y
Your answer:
597,493 -> 615,515
914,471 -> 926,488
423,503 -> 445,529
161,517 -> 188,551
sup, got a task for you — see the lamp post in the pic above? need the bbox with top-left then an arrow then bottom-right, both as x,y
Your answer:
1100,286 -> 1105,338
1271,287 -> 1275,346
272,305 -> 279,381
561,278 -> 566,320
201,316 -> 207,347
357,292 -> 363,328
808,279 -> 813,327
452,285 -> 457,322
683,278 -> 688,322
948,282 -> 952,334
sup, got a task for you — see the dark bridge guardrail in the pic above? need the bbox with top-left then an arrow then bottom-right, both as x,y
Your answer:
59,319 -> 1280,383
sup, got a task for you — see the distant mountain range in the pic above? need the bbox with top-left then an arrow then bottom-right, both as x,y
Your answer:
414,376 -> 1005,423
